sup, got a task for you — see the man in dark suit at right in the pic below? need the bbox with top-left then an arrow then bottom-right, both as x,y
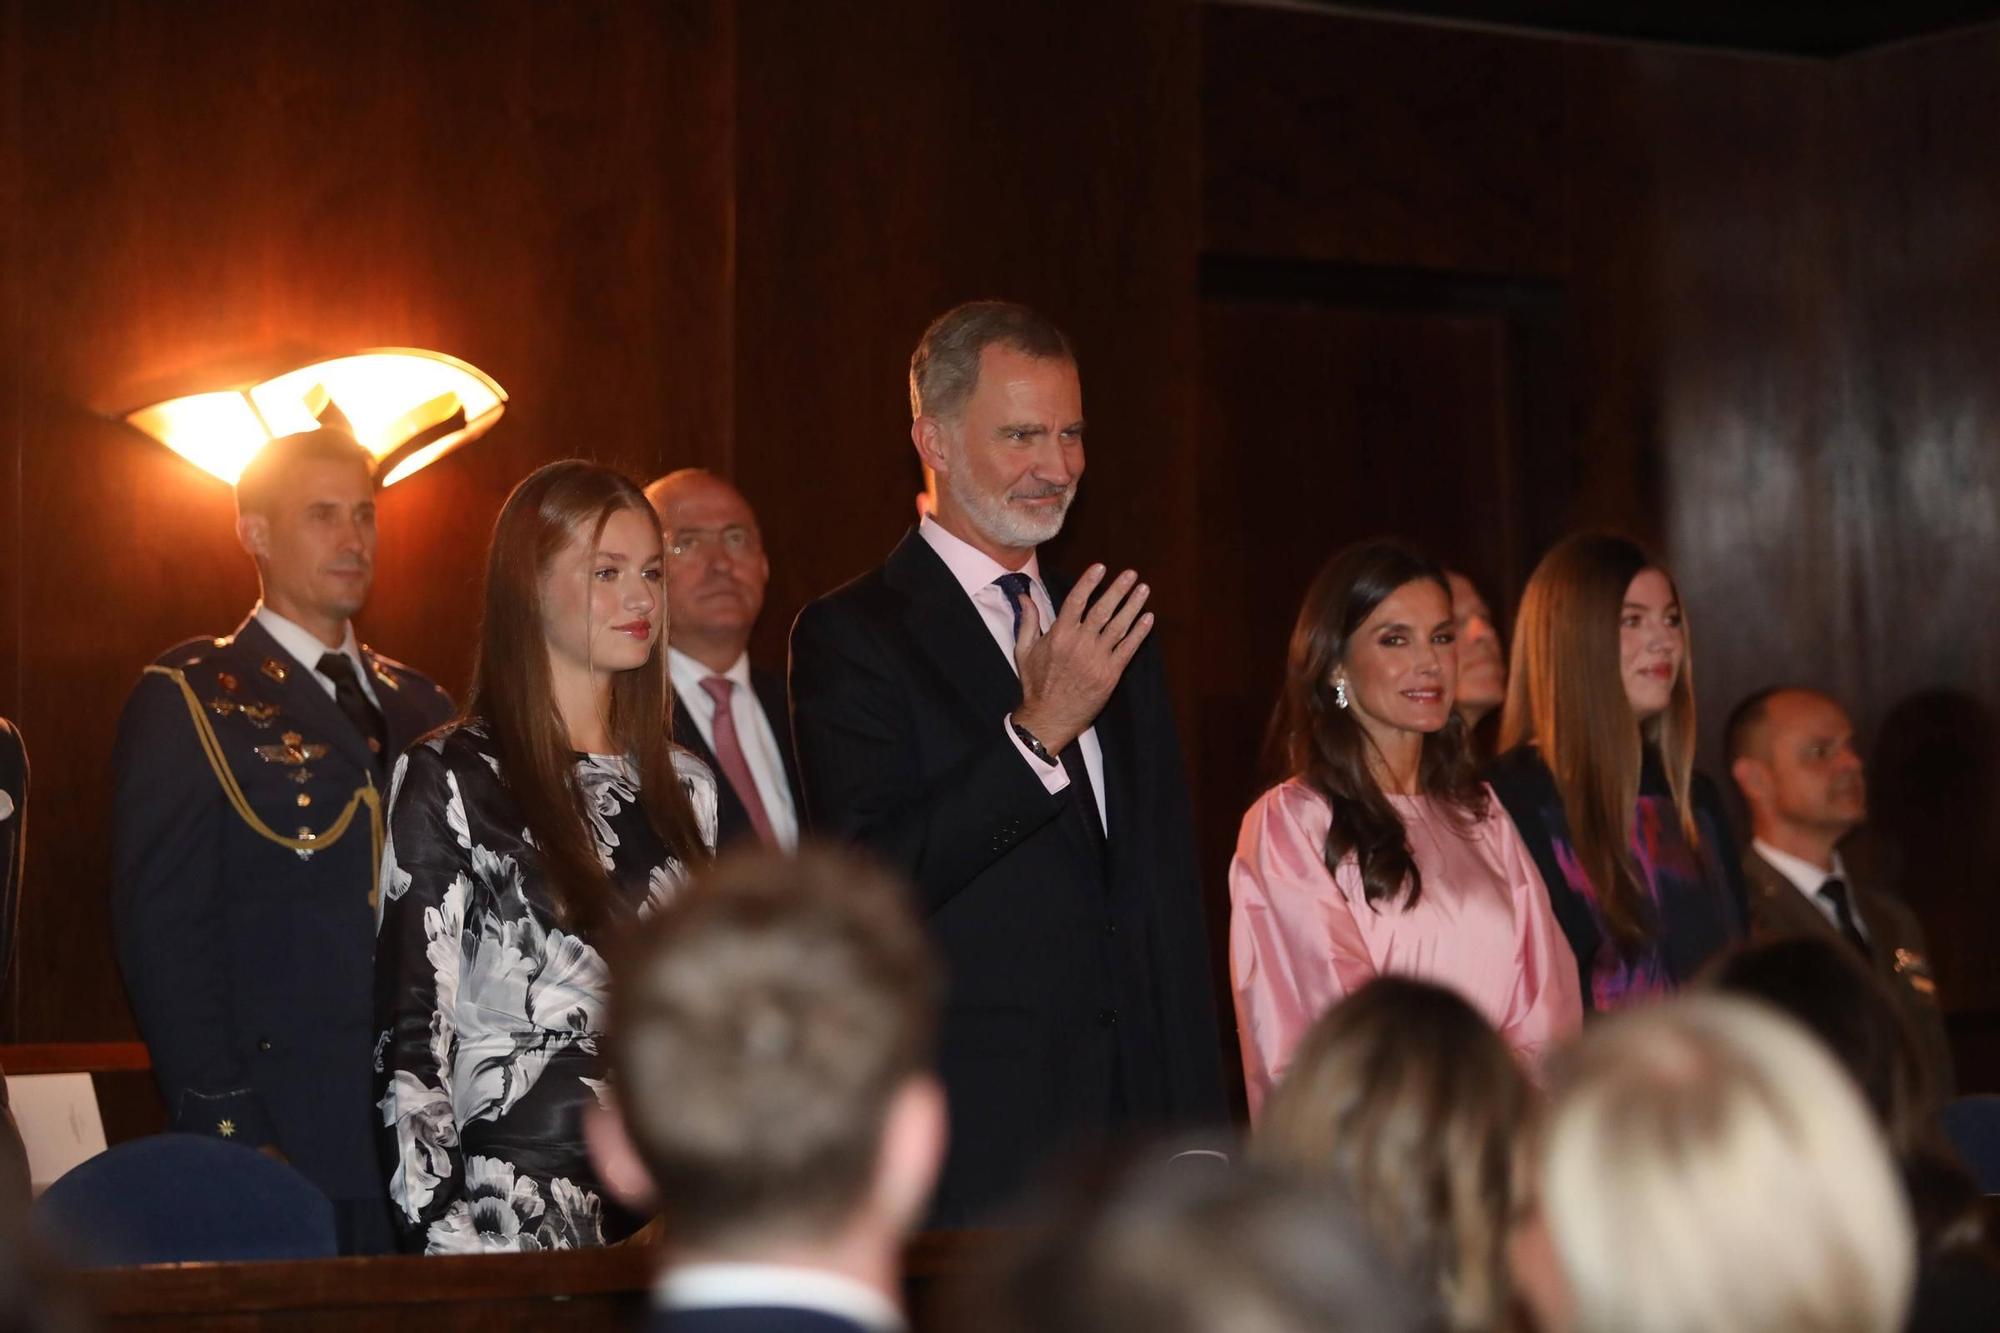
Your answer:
789,301 -> 1225,1225
1726,685 -> 1955,1098
647,469 -> 801,851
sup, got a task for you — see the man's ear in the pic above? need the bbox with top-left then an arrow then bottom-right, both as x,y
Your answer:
1731,755 -> 1769,807
583,1102 -> 660,1215
872,1074 -> 947,1235
911,416 -> 951,476
236,511 -> 269,561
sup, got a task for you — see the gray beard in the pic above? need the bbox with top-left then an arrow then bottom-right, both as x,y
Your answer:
942,469 -> 1073,550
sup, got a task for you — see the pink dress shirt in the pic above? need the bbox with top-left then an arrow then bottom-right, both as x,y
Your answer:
915,514 -> 1107,831
1230,779 -> 1582,1119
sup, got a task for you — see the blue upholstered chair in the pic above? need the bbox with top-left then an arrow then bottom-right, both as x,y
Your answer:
1940,1095 -> 2000,1195
33,1132 -> 338,1265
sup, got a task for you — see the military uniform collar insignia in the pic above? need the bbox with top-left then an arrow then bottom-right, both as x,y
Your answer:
362,647 -> 402,691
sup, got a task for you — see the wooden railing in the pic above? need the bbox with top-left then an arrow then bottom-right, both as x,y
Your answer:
73,1230 -> 997,1331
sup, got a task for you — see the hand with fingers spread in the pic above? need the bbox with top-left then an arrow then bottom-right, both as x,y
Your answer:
1011,564 -> 1155,754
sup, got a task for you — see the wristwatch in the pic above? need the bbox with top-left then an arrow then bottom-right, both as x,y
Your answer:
1010,717 -> 1060,767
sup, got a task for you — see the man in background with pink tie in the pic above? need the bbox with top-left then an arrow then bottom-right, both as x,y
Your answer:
647,470 -> 802,850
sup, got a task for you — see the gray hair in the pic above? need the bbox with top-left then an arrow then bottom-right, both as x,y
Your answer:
909,300 -> 1075,421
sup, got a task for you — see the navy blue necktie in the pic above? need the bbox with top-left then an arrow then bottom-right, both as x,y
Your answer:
994,571 -> 1034,637
992,573 -> 1104,845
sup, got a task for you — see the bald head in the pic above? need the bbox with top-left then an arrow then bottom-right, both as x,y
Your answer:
646,469 -> 770,672
1728,687 -> 1866,858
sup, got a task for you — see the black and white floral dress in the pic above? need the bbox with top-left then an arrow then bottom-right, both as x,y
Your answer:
373,720 -> 716,1254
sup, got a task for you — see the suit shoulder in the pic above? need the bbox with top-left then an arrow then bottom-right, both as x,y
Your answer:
1859,880 -> 1927,943
144,632 -> 252,674
125,635 -> 255,718
798,562 -> 898,621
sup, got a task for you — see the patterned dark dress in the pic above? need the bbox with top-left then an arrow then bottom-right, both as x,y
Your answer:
1488,744 -> 1747,1013
373,721 -> 716,1253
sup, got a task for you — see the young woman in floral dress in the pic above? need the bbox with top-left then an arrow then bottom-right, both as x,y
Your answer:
374,460 -> 716,1253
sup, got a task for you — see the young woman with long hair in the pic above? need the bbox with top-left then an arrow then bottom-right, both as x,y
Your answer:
1488,533 -> 1745,1013
1254,978 -> 1532,1333
374,460 -> 717,1253
1229,541 -> 1579,1118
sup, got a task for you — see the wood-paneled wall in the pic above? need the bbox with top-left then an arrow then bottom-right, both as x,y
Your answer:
6,2 -> 2000,1090
0,0 -> 735,1040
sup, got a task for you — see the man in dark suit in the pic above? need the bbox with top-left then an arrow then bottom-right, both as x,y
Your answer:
647,469 -> 802,850
789,301 -> 1225,1225
591,848 -> 944,1333
1726,685 -> 1955,1099
111,428 -> 454,1254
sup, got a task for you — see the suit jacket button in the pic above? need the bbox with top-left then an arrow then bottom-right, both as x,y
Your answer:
257,1039 -> 272,1052
1098,1008 -> 1118,1027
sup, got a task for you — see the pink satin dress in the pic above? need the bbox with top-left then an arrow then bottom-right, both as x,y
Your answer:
1229,779 -> 1582,1119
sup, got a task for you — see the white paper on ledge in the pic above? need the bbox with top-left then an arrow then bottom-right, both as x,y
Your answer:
6,1073 -> 106,1194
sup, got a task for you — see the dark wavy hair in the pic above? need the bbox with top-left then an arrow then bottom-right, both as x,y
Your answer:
1271,541 -> 1487,909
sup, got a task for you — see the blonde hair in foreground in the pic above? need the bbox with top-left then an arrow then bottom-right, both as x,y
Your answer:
1253,977 -> 1527,1333
1538,996 -> 1915,1333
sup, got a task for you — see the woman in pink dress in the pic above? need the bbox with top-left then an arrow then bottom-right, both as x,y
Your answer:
1231,542 -> 1581,1118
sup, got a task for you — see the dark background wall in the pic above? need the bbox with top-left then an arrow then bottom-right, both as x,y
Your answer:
5,1 -> 1999,1083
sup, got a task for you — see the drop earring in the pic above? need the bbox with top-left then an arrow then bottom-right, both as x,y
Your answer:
1334,678 -> 1349,710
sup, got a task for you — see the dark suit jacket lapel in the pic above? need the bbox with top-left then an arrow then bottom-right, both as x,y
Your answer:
1744,850 -> 1843,944
884,530 -> 1024,728
231,616 -> 376,775
673,687 -> 748,832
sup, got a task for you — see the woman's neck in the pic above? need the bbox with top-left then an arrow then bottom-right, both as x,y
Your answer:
1364,727 -> 1425,796
549,656 -> 615,753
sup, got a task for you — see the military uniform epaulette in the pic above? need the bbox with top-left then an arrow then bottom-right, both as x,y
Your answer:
138,632 -> 384,867
357,644 -> 452,710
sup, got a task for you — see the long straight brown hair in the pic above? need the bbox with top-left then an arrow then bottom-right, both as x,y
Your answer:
464,460 -> 706,933
1497,533 -> 1698,955
1271,541 -> 1487,909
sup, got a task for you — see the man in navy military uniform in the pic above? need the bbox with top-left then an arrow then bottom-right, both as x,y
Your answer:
112,428 -> 454,1254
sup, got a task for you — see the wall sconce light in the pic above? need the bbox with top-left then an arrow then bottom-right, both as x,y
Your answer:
123,348 -> 508,487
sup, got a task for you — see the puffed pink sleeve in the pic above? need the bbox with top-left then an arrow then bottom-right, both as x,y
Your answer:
1489,790 -> 1584,1068
1229,783 -> 1380,1121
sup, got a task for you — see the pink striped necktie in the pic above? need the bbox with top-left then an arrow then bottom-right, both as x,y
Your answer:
699,675 -> 778,847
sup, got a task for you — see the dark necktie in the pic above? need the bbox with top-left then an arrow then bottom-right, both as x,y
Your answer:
994,573 -> 1104,843
699,676 -> 779,847
1817,877 -> 1872,959
316,652 -> 388,774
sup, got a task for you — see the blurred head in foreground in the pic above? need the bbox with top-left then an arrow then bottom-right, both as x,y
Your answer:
593,846 -> 944,1277
1513,995 -> 1914,1333
982,1151 -> 1437,1333
1253,977 -> 1529,1332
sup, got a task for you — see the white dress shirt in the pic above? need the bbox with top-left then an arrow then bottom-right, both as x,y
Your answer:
668,647 -> 800,849
1753,838 -> 1870,941
253,603 -> 382,711
654,1261 -> 904,1331
917,515 -> 1107,833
